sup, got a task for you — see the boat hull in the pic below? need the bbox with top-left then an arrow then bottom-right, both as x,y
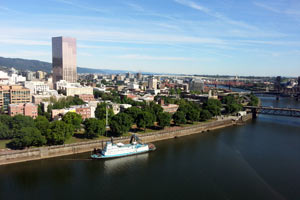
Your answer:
91,148 -> 154,159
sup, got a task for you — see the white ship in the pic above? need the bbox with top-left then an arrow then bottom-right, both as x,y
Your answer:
91,135 -> 156,159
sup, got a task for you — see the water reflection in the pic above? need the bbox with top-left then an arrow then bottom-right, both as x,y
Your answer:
103,153 -> 149,174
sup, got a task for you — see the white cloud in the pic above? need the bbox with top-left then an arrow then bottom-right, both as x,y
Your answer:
0,50 -> 50,58
254,2 -> 300,16
174,0 -> 257,30
0,38 -> 50,46
0,27 -> 226,46
55,0 -> 108,13
118,54 -> 194,61
253,2 -> 281,13
126,3 -> 144,12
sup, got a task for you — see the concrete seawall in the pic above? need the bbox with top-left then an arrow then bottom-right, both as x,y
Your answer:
0,114 -> 252,166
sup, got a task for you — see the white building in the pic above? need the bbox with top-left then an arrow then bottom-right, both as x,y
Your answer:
148,77 -> 158,90
56,80 -> 93,96
24,81 -> 50,95
128,83 -> 140,90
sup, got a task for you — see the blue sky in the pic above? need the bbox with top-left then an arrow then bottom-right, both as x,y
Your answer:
0,0 -> 300,76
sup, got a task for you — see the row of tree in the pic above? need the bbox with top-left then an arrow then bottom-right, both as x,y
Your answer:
0,93 -> 247,149
0,112 -> 106,149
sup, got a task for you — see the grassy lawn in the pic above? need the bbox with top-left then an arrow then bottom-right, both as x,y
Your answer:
65,135 -> 109,144
0,139 -> 11,149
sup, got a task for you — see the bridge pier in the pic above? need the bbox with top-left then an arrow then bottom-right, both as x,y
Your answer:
276,95 -> 280,101
251,108 -> 257,119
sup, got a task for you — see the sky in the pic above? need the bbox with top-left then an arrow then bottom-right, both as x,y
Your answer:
0,0 -> 300,76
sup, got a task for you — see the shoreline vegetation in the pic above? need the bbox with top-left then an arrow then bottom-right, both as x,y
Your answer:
0,114 -> 252,166
0,94 -> 259,151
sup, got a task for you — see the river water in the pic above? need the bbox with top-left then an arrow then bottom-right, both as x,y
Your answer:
0,97 -> 300,200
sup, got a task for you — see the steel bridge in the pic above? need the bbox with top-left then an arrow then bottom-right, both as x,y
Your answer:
244,106 -> 300,118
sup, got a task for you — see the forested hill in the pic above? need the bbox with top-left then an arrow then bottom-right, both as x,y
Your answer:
0,57 -> 52,72
0,56 -> 133,74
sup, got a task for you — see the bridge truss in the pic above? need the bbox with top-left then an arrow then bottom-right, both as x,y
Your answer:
244,106 -> 300,118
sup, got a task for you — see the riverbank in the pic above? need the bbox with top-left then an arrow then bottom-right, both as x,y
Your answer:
0,114 -> 252,166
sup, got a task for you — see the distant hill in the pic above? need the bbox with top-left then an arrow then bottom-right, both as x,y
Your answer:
0,56 -> 134,74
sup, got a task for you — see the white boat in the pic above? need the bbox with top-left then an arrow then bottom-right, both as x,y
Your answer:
91,135 -> 156,159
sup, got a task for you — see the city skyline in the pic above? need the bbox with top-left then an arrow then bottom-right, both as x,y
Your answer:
0,0 -> 300,76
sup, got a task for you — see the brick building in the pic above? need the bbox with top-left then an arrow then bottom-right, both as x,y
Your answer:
75,106 -> 91,120
8,103 -> 38,118
75,94 -> 95,102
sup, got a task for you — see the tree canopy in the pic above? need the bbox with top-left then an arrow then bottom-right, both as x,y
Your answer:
34,116 -> 50,136
8,127 -> 46,149
83,118 -> 106,138
45,121 -> 74,145
203,99 -> 222,116
157,112 -> 171,129
95,103 -> 114,121
173,111 -> 186,125
110,113 -> 133,136
124,106 -> 143,123
62,112 -> 82,131
136,111 -> 155,130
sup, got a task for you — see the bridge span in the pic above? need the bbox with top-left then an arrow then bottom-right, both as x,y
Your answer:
244,106 -> 300,118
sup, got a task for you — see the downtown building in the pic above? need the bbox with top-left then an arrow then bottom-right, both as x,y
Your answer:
0,85 -> 31,112
8,103 -> 38,118
52,36 -> 77,88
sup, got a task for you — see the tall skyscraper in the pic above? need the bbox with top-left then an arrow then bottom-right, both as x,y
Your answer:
52,36 -> 77,85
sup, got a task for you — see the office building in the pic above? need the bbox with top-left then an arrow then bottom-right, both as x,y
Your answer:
52,36 -> 77,85
36,71 -> 46,80
148,77 -> 158,90
0,85 -> 31,112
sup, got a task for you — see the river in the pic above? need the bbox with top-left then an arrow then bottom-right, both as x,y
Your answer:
0,97 -> 299,200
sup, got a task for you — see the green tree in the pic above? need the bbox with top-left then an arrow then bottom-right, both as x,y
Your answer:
124,106 -> 142,123
169,88 -> 175,95
8,127 -> 46,149
248,94 -> 259,106
222,95 -> 243,114
34,116 -> 50,136
95,103 -> 114,120
62,112 -> 82,131
0,114 -> 12,128
157,112 -> 171,129
38,104 -> 43,116
11,115 -> 35,131
110,113 -> 133,136
143,102 -> 163,121
137,111 -> 155,130
178,103 -> 190,115
83,118 -> 106,138
186,108 -> 200,123
0,122 -> 13,139
225,103 -> 243,114
203,99 -> 222,116
173,111 -> 186,125
200,110 -> 212,121
45,121 -> 74,145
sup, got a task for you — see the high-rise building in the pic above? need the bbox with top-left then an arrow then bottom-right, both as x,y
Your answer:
137,72 -> 142,80
52,36 -> 77,86
298,77 -> 300,86
36,71 -> 46,80
148,77 -> 158,90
